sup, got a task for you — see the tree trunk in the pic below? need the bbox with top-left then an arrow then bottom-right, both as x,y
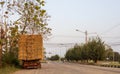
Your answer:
94,60 -> 97,63
0,44 -> 2,68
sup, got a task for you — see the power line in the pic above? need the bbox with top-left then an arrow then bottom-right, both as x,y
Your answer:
109,44 -> 120,46
76,29 -> 97,43
102,24 -> 120,34
53,35 -> 85,38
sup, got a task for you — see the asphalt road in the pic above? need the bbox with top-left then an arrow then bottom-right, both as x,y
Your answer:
13,61 -> 120,74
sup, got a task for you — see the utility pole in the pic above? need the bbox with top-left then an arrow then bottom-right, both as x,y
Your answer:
76,29 -> 97,44
85,30 -> 88,43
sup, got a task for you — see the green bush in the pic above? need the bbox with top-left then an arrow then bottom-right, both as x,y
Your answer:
50,55 -> 60,61
2,52 -> 20,67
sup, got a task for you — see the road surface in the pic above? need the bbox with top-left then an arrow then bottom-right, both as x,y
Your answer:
13,61 -> 120,74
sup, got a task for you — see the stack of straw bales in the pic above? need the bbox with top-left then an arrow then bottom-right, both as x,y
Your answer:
18,35 -> 43,60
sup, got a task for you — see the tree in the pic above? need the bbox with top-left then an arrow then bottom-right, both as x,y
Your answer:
105,46 -> 120,62
87,37 -> 105,63
0,28 -> 5,67
73,44 -> 81,61
11,0 -> 52,37
65,44 -> 82,61
113,52 -> 120,61
50,55 -> 60,61
65,37 -> 106,63
0,0 -> 51,67
0,0 -> 9,67
105,48 -> 113,61
65,48 -> 72,61
80,44 -> 89,62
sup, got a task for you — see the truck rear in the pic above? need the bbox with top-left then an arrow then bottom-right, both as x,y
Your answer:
18,35 -> 43,68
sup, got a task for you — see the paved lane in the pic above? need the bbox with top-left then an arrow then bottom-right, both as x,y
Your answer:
14,61 -> 120,74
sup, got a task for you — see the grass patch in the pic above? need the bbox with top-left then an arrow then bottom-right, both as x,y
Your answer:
0,66 -> 19,74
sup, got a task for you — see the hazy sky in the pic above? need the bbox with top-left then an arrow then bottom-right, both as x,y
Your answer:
43,0 -> 120,56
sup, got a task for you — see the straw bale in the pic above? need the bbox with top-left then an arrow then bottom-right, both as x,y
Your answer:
18,35 -> 43,60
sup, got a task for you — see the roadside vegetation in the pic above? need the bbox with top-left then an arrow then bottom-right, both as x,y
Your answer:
65,37 -> 120,67
0,66 -> 19,74
0,0 -> 51,73
48,55 -> 60,61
